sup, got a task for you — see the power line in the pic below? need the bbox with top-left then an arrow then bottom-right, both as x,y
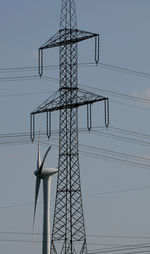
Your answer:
1,127 -> 150,169
1,62 -> 150,80
0,64 -> 58,73
1,126 -> 150,142
111,99 -> 150,111
0,75 -> 39,82
0,73 -> 150,113
42,75 -> 150,108
87,234 -> 150,240
1,231 -> 150,240
85,185 -> 150,198
0,235 -> 149,251
0,127 -> 104,140
1,128 -> 150,169
98,62 -> 150,79
87,246 -> 150,254
38,140 -> 150,170
80,143 -> 150,163
0,235 -> 148,253
1,135 -> 150,172
109,126 -> 150,139
0,91 -> 53,98
80,84 -> 150,105
1,185 -> 150,210
3,136 -> 150,170
92,130 -> 150,147
80,150 -> 150,170
1,61 -> 150,88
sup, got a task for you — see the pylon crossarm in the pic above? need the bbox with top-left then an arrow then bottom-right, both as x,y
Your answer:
39,29 -> 99,50
38,29 -> 100,76
32,100 -> 106,114
31,90 -> 107,115
30,95 -> 109,142
38,28 -> 100,77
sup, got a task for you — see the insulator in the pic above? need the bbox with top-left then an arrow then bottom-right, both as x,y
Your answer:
87,104 -> 92,131
95,35 -> 100,65
46,112 -> 51,139
30,114 -> 35,142
104,99 -> 109,128
38,49 -> 43,77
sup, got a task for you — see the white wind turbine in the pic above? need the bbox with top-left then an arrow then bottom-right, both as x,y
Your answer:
33,140 -> 58,254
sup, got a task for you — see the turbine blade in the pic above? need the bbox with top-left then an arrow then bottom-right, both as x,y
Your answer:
33,176 -> 41,232
39,145 -> 51,173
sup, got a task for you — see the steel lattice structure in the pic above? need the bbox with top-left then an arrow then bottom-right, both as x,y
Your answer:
30,0 -> 109,253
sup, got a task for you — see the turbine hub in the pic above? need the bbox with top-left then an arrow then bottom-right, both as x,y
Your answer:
34,170 -> 42,178
34,168 -> 58,178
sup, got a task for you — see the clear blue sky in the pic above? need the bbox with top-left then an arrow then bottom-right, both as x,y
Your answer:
1,0 -> 150,253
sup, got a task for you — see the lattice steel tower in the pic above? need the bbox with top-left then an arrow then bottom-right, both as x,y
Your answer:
30,1 -> 109,254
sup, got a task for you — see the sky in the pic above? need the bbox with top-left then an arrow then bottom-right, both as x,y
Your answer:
1,0 -> 150,253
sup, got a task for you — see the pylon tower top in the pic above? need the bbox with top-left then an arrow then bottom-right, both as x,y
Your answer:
60,0 -> 77,29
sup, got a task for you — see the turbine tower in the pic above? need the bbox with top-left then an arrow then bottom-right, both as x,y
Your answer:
30,0 -> 109,253
33,143 -> 58,254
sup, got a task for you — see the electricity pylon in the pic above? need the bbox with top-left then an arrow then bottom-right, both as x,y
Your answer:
30,0 -> 109,253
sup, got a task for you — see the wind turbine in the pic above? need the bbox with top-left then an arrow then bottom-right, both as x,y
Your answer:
33,141 -> 58,254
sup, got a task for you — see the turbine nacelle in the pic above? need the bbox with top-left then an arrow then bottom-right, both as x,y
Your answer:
34,168 -> 58,178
